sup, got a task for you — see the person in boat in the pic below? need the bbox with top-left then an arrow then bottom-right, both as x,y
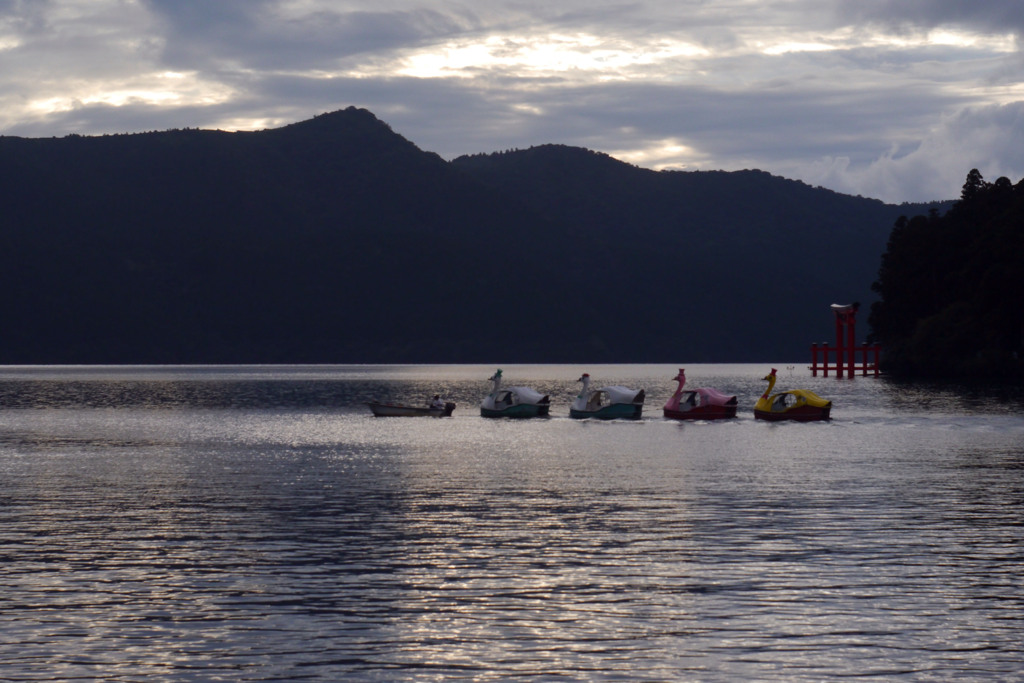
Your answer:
430,394 -> 445,410
772,393 -> 793,411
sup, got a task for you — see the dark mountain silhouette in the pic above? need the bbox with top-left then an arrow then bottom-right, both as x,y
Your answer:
452,145 -> 950,362
0,107 -> 946,363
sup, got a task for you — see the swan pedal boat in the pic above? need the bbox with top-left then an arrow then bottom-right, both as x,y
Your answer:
480,369 -> 551,418
570,373 -> 645,420
368,401 -> 455,417
663,368 -> 737,420
753,368 -> 831,422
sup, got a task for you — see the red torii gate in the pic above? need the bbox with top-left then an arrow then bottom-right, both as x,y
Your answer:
810,303 -> 881,377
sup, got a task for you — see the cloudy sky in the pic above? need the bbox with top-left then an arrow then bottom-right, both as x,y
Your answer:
1,0 -> 1022,203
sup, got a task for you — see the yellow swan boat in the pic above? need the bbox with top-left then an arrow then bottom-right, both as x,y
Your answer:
753,368 -> 831,421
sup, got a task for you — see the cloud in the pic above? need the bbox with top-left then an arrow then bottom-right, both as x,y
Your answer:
835,0 -> 1024,36
0,0 -> 1022,203
141,0 -> 482,68
800,102 -> 1024,202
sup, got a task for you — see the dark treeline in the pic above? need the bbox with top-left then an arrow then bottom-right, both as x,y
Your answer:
869,170 -> 1024,380
0,107 -> 946,364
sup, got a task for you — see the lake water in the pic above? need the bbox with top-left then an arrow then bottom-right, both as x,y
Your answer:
2,364 -> 1022,681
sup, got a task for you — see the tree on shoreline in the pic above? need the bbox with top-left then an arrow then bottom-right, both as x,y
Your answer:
869,169 -> 1024,380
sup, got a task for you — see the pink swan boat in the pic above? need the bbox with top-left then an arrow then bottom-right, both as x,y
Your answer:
662,368 -> 738,420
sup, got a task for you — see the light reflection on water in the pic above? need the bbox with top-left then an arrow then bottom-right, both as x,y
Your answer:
1,364 -> 1023,681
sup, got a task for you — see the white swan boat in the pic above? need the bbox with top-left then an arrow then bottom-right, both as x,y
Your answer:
480,369 -> 551,418
569,373 -> 645,419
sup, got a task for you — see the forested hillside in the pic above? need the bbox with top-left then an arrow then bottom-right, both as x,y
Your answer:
869,170 -> 1024,379
453,145 -> 945,361
0,107 -> 946,363
0,109 -> 560,362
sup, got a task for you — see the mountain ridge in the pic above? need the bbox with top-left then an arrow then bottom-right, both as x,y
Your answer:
0,107 -> 949,363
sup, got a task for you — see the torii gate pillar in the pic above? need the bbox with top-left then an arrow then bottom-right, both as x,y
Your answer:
831,303 -> 859,379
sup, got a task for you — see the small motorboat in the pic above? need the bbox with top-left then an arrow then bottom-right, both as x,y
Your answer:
480,369 -> 551,418
753,368 -> 831,421
569,373 -> 645,419
663,368 -> 737,420
367,401 -> 456,417
367,398 -> 455,417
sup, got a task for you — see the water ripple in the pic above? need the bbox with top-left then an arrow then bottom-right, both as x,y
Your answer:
1,366 -> 1023,680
